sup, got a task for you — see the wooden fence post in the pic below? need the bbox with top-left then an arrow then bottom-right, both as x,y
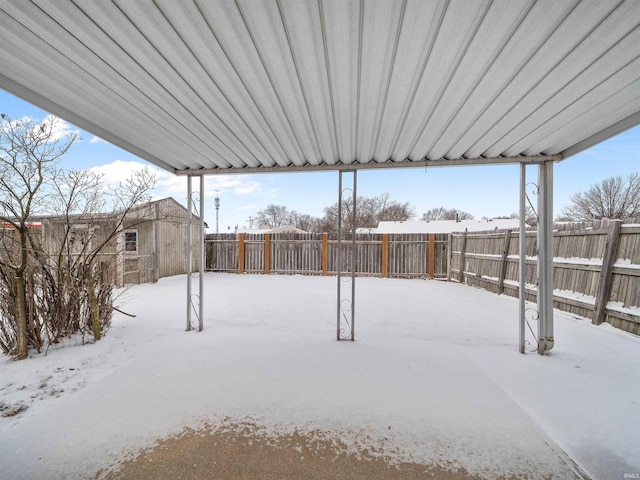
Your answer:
593,220 -> 622,325
322,232 -> 328,275
428,233 -> 435,279
264,233 -> 270,275
498,229 -> 512,294
458,230 -> 467,283
381,234 -> 389,278
238,233 -> 246,274
446,234 -> 452,281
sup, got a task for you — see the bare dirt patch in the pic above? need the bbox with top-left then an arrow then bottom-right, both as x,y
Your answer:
97,420 -> 488,480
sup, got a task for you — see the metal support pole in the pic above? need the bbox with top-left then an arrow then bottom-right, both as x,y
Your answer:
336,170 -> 356,341
537,161 -> 554,354
186,175 -> 193,331
186,175 -> 205,332
519,163 -> 526,354
336,171 -> 342,341
199,174 -> 205,332
350,170 -> 357,341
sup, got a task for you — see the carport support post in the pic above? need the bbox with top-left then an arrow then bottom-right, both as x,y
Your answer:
186,175 -> 205,332
537,161 -> 554,354
187,175 -> 193,331
337,170 -> 356,341
336,171 -> 342,340
198,174 -> 205,332
518,163 -> 526,353
350,171 -> 356,341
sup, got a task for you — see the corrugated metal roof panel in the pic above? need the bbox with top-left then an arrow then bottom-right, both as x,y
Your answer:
0,0 -> 638,174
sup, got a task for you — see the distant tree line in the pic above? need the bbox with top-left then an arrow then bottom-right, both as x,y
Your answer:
557,173 -> 640,221
254,194 -> 477,233
420,207 -> 473,222
254,194 -> 411,233
252,172 -> 640,233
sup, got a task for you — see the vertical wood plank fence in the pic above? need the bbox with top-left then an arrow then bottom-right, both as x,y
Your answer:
449,219 -> 640,335
205,220 -> 639,335
206,233 -> 448,279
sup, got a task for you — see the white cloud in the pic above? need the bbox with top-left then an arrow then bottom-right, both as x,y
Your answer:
233,181 -> 261,195
85,160 -> 263,204
89,160 -> 152,186
262,187 -> 280,199
89,136 -> 106,144
154,169 -> 190,197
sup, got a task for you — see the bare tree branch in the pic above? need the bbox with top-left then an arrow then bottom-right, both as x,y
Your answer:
559,173 -> 640,220
0,115 -> 157,358
421,207 -> 474,222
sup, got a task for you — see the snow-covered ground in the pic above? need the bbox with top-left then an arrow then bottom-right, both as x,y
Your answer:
1,273 -> 638,479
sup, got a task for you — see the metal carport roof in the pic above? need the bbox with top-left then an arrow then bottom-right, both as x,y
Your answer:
1,0 -> 639,175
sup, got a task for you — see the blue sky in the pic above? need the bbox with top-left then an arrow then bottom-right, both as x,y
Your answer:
1,89 -> 639,231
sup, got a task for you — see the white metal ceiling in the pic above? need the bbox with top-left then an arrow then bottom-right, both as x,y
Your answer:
1,0 -> 639,175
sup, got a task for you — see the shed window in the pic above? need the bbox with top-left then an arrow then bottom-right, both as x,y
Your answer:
124,230 -> 138,254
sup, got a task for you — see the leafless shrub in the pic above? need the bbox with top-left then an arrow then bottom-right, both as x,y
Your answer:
0,115 -> 156,358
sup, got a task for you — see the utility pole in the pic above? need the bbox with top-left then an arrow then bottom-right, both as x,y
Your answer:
214,190 -> 220,234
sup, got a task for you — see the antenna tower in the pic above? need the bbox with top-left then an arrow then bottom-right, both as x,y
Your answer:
214,190 -> 220,234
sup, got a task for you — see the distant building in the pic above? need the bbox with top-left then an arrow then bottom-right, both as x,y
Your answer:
106,197 -> 206,285
375,219 -> 521,234
1,197 -> 204,287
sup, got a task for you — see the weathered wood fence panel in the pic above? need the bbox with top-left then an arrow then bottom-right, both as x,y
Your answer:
389,233 -> 427,277
607,224 -> 640,333
244,233 -> 264,274
449,220 -> 640,335
272,233 -> 323,274
205,233 -> 447,279
386,234 -> 446,277
205,222 -> 638,335
205,223 -> 638,334
205,233 -> 238,271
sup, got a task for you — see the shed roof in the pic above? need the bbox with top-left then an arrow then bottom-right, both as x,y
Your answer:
1,1 -> 639,175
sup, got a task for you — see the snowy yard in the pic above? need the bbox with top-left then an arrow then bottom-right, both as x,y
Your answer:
0,273 -> 638,479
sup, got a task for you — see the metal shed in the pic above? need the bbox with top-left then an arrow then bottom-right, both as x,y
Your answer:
1,0 -> 639,354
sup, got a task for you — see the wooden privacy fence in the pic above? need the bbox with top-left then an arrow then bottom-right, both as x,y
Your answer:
206,233 -> 448,279
449,220 -> 640,335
